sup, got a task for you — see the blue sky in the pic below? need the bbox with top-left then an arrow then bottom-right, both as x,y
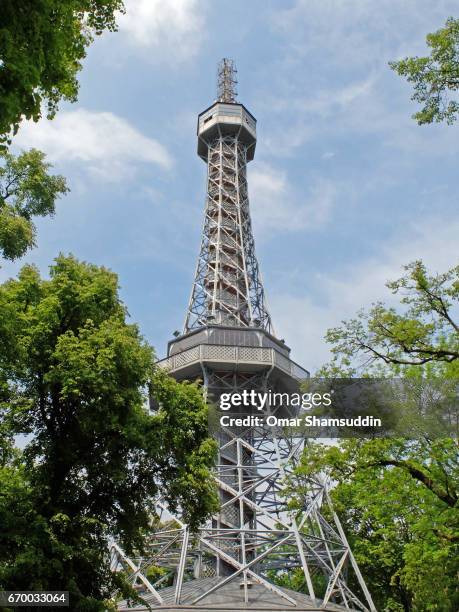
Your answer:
4,0 -> 459,371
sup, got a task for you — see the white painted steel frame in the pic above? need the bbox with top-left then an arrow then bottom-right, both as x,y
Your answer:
111,63 -> 375,612
110,389 -> 376,611
184,133 -> 272,334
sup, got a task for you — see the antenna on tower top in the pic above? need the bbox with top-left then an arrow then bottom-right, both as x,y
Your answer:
217,58 -> 237,103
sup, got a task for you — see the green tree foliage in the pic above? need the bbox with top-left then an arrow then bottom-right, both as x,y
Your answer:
0,255 -> 218,610
390,17 -> 459,124
325,261 -> 459,373
0,148 -> 68,261
285,261 -> 459,609
290,439 -> 459,612
289,438 -> 459,611
0,0 -> 125,144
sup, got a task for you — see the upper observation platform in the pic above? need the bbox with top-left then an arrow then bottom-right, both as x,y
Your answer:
197,102 -> 257,161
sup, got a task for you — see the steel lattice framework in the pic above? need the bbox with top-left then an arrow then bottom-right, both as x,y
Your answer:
217,58 -> 237,103
111,61 -> 376,612
184,74 -> 272,334
112,368 -> 376,611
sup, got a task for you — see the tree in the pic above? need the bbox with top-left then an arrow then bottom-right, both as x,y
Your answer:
325,260 -> 459,373
286,261 -> 459,609
0,148 -> 68,261
289,438 -> 459,610
0,0 -> 125,145
0,255 -> 218,610
390,17 -> 459,124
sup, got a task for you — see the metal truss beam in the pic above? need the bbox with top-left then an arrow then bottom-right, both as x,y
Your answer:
110,371 -> 376,612
184,135 -> 272,334
111,62 -> 375,612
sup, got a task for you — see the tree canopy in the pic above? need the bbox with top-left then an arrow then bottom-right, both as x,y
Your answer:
390,17 -> 459,124
0,0 -> 125,144
325,261 -> 459,374
0,148 -> 68,261
289,437 -> 459,611
285,260 -> 459,610
0,255 -> 217,609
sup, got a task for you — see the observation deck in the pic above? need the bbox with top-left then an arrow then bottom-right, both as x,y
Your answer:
197,102 -> 257,161
157,325 -> 309,391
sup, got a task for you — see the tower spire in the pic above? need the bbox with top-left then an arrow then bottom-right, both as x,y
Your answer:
217,58 -> 238,102
185,59 -> 272,333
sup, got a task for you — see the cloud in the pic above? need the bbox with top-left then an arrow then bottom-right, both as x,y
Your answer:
294,76 -> 376,118
249,163 -> 336,234
13,109 -> 173,180
118,0 -> 205,61
272,0 -> 457,69
259,74 -> 383,157
271,214 -> 459,372
260,1 -> 459,158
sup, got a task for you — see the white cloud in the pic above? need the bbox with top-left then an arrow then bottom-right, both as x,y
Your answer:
256,2 -> 459,368
296,76 -> 376,118
13,109 -> 173,180
259,75 -> 381,157
118,0 -> 205,61
260,1 -> 459,158
249,163 -> 336,235
273,0 -> 457,69
271,214 -> 459,372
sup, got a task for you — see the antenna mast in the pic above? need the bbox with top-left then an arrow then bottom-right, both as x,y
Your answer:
217,58 -> 237,102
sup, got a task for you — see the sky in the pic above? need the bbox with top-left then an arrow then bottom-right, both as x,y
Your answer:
3,0 -> 459,372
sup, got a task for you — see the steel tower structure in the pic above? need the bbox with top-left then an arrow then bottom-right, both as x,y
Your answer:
112,60 -> 376,612
185,59 -> 272,333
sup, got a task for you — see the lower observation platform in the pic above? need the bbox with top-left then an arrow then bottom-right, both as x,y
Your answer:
157,325 -> 309,389
118,577 -> 356,612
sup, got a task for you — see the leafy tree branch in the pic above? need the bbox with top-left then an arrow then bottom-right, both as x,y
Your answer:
0,148 -> 68,260
0,0 -> 125,144
326,261 -> 459,371
390,17 -> 459,124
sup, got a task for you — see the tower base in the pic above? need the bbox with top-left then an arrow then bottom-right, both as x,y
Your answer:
110,326 -> 375,612
118,576 -> 358,611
